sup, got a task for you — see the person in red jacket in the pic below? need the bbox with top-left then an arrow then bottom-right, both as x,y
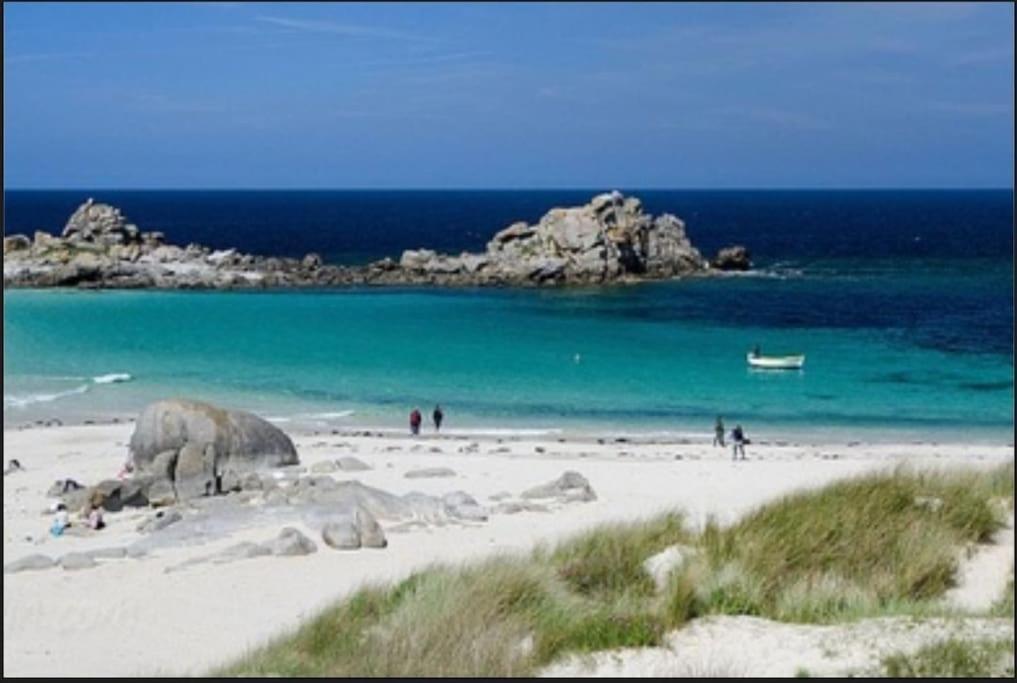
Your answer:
410,408 -> 422,436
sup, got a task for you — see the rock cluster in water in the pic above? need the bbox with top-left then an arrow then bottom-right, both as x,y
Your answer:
3,193 -> 750,289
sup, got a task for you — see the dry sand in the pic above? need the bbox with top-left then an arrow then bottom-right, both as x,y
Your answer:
3,423 -> 1013,677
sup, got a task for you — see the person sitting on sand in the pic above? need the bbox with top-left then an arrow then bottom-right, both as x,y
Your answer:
713,416 -> 725,447
731,424 -> 748,460
50,504 -> 70,537
433,405 -> 444,432
3,459 -> 23,476
410,408 -> 422,436
81,491 -> 106,531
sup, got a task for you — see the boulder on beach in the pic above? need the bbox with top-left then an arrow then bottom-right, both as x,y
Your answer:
520,471 -> 597,502
265,527 -> 318,556
336,456 -> 371,472
4,554 -> 56,574
127,399 -> 299,501
322,507 -> 387,550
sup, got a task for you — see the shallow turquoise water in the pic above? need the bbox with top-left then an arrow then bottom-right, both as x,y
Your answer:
4,273 -> 1013,442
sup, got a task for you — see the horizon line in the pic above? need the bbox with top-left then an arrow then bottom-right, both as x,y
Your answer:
4,186 -> 1014,192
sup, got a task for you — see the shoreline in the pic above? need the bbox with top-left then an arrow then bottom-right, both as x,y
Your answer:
4,409 -> 1014,447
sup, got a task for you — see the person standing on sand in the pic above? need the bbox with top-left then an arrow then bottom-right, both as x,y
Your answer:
731,424 -> 747,460
713,416 -> 725,447
433,405 -> 444,432
410,408 -> 422,436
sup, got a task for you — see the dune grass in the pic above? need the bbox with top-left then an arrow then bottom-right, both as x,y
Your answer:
215,463 -> 1013,677
686,463 -> 1012,623
881,637 -> 1015,678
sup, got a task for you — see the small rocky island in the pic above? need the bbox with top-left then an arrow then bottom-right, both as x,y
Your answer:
3,192 -> 751,289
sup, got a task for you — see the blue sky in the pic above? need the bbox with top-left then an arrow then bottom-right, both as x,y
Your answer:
4,2 -> 1014,188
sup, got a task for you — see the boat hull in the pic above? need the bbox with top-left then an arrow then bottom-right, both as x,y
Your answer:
747,353 -> 805,369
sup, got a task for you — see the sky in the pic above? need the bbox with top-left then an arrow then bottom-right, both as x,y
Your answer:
3,2 -> 1014,189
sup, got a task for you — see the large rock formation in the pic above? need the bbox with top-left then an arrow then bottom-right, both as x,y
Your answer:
128,399 -> 299,501
397,191 -> 706,285
4,194 -> 748,289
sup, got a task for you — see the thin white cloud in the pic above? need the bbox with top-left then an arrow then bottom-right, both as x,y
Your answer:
5,51 -> 92,64
947,46 -> 1014,68
359,51 -> 490,69
929,101 -> 1013,116
256,16 -> 422,41
133,94 -> 224,114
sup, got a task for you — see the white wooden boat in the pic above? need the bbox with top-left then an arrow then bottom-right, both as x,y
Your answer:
747,352 -> 805,369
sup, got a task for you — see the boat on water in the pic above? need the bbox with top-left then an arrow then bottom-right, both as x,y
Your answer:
747,351 -> 806,369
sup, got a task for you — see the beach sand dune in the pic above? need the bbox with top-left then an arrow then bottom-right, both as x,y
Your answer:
3,423 -> 1012,677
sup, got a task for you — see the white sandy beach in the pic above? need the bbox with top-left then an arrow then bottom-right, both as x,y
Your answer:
3,423 -> 1013,677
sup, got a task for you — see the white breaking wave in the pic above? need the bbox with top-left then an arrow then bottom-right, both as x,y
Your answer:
300,410 -> 355,420
4,384 -> 90,409
92,373 -> 132,384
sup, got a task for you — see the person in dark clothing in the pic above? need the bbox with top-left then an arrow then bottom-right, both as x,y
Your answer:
731,424 -> 747,460
410,409 -> 422,436
713,416 -> 725,447
433,405 -> 444,432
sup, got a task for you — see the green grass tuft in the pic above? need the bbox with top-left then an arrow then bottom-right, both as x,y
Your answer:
881,637 -> 1015,677
215,462 -> 1014,676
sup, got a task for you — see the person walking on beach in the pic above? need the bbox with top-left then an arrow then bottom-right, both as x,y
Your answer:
410,409 -> 422,436
433,405 -> 444,432
731,424 -> 747,460
713,416 -> 725,447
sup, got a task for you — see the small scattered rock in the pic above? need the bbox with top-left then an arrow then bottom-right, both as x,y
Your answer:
404,467 -> 456,479
336,456 -> 371,472
60,552 -> 98,571
4,554 -> 56,574
265,527 -> 317,556
310,460 -> 338,474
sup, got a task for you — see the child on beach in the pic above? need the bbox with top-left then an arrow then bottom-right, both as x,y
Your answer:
410,409 -> 422,436
713,416 -> 725,447
50,504 -> 70,537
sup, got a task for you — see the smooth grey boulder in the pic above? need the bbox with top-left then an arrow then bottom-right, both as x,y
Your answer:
404,467 -> 457,479
520,471 -> 597,502
128,399 -> 299,500
336,456 -> 371,472
266,527 -> 317,556
4,554 -> 56,574
354,507 -> 387,548
137,509 -> 182,533
322,521 -> 361,550
213,542 -> 272,563
60,552 -> 98,571
442,491 -> 488,522
87,547 -> 128,560
266,528 -> 317,552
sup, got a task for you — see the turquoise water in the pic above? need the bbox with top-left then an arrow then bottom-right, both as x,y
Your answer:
4,272 -> 1013,442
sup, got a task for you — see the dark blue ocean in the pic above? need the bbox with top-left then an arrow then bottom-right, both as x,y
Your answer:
3,190 -> 1014,440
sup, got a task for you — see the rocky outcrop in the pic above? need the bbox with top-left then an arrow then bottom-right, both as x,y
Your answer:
4,193 -> 742,289
396,191 -> 706,285
127,399 -> 299,502
712,245 -> 752,271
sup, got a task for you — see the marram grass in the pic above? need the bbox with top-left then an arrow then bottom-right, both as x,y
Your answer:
215,462 -> 1013,677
